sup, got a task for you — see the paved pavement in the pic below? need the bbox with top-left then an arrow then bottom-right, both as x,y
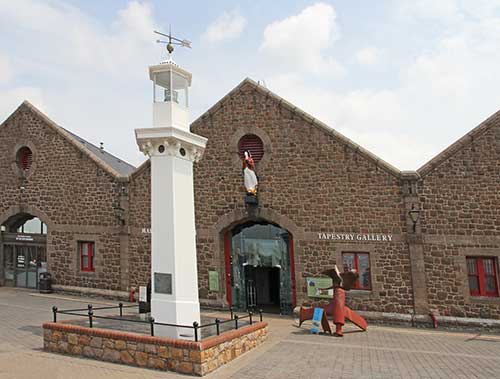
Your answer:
1,287 -> 500,378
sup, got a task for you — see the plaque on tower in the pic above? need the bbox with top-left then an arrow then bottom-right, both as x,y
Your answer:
154,272 -> 172,295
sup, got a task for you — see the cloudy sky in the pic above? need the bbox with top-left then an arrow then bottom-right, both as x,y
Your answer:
1,0 -> 500,170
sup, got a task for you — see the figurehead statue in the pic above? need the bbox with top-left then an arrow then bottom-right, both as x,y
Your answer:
242,150 -> 258,196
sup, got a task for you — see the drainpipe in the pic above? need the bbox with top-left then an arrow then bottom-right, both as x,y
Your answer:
429,312 -> 438,329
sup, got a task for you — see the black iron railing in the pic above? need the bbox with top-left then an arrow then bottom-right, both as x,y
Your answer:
51,304 -> 263,342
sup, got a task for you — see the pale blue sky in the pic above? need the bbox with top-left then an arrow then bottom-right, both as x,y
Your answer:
1,1 -> 500,169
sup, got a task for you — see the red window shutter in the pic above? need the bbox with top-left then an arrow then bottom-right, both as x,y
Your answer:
238,134 -> 264,163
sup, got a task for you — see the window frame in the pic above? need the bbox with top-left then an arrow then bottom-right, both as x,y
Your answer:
466,256 -> 499,297
79,241 -> 95,272
342,252 -> 371,290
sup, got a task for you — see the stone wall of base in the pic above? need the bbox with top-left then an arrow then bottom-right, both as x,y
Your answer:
43,321 -> 268,376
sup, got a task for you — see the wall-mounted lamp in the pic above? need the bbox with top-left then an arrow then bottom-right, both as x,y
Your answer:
408,205 -> 420,233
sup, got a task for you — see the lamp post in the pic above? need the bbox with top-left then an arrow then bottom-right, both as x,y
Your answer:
408,205 -> 420,233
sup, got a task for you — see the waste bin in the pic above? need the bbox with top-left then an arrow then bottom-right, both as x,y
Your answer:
39,272 -> 53,294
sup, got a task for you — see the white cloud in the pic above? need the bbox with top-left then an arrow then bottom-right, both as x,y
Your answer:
202,10 -> 247,43
0,87 -> 46,123
0,0 -> 161,167
397,0 -> 500,24
355,47 -> 382,66
260,2 -> 344,76
265,2 -> 500,170
0,0 -> 157,77
0,54 -> 13,83
397,0 -> 462,22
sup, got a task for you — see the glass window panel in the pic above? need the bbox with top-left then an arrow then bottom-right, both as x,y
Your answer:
466,258 -> 477,275
485,276 -> 496,293
81,243 -> 88,256
483,259 -> 493,275
82,256 -> 88,268
358,254 -> 371,289
468,276 -> 479,292
342,254 -> 355,272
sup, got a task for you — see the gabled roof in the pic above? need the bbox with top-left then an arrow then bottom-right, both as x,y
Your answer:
417,108 -> 500,178
191,78 -> 402,178
1,101 -> 135,179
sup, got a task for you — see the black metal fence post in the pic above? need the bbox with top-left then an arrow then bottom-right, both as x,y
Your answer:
249,311 -> 253,325
149,317 -> 155,336
193,322 -> 199,342
118,302 -> 123,317
259,309 -> 263,322
215,318 -> 220,336
234,314 -> 239,330
52,306 -> 58,323
87,304 -> 93,328
230,306 -> 234,320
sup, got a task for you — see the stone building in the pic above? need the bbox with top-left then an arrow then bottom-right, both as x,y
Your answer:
1,78 -> 499,320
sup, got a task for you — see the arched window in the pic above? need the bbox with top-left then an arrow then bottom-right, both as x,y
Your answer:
238,134 -> 264,163
17,217 -> 47,234
17,147 -> 33,171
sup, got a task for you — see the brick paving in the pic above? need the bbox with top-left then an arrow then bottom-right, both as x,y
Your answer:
1,287 -> 500,378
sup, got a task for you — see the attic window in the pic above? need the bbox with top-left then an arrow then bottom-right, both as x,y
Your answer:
17,147 -> 33,171
238,134 -> 264,163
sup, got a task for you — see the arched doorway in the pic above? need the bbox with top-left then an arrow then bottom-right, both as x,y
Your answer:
1,214 -> 47,288
224,221 -> 296,314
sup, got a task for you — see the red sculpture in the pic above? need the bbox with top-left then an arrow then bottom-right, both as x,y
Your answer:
299,265 -> 368,337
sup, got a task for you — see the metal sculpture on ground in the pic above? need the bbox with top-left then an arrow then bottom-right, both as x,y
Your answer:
299,265 -> 368,336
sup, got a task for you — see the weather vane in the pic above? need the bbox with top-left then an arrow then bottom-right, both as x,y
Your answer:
154,26 -> 191,56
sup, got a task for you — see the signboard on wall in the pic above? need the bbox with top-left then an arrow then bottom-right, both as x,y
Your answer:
209,271 -> 219,292
318,232 -> 393,242
306,277 -> 333,299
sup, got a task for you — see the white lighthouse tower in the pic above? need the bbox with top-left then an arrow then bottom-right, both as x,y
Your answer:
135,33 -> 207,339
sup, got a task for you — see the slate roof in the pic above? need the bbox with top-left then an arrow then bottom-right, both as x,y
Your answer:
64,129 -> 136,177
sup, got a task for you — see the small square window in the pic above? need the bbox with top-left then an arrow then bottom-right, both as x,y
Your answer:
79,241 -> 95,272
466,257 -> 499,297
342,252 -> 371,290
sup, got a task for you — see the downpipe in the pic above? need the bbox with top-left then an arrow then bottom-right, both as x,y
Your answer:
429,312 -> 438,329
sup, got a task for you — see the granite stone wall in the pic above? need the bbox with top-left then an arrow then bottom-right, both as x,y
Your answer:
419,121 -> 500,319
128,164 -> 151,289
43,321 -> 268,376
0,103 -> 126,290
190,81 -> 411,312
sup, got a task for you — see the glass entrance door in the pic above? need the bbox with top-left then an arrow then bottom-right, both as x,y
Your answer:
229,222 -> 294,314
7,245 -> 46,289
3,245 -> 14,285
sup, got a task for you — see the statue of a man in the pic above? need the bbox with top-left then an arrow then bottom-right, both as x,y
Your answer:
242,150 -> 258,196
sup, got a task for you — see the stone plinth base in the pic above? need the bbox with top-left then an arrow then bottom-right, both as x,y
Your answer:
43,321 -> 268,376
